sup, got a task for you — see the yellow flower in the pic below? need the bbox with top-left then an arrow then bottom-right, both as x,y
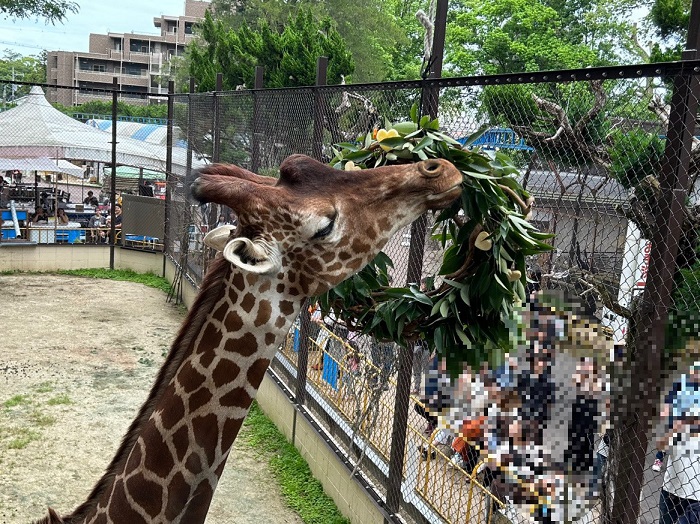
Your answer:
507,269 -> 522,282
376,128 -> 400,151
344,161 -> 362,171
474,231 -> 493,251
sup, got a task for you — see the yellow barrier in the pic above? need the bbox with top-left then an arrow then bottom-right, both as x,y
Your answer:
279,325 -> 507,523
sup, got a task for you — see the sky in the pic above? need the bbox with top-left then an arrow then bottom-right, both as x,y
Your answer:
0,1 -> 187,57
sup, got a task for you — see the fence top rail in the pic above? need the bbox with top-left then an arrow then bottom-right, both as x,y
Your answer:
9,59 -> 700,103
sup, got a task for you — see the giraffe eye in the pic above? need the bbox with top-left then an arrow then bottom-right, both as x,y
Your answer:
312,216 -> 336,240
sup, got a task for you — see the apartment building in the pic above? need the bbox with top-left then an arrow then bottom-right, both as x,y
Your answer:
47,0 -> 210,106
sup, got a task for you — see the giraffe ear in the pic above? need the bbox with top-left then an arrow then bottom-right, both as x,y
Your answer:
222,236 -> 281,275
203,225 -> 237,252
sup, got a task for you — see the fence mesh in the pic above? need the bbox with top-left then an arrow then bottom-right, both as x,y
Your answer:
3,62 -> 700,524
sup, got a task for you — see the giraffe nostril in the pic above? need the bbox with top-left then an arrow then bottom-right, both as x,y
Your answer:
419,159 -> 442,178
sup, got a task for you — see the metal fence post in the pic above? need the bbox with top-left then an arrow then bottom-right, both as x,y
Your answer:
109,77 -> 118,270
609,2 -> 700,522
163,80 -> 174,277
212,72 -> 222,163
251,66 -> 264,173
386,1 -> 448,516
311,56 -> 328,161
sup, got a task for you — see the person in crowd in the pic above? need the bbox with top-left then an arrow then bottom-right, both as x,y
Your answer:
228,210 -> 238,227
31,206 -> 48,223
83,191 -> 99,207
114,204 -> 122,227
653,362 -> 700,472
139,180 -> 154,197
517,346 -> 555,445
657,402 -> 700,524
369,338 -> 396,391
56,208 -> 70,225
215,214 -> 228,228
87,210 -> 104,243
412,338 -> 431,395
564,357 -> 602,491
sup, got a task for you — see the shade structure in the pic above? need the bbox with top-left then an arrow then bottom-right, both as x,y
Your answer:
0,157 -> 85,178
0,87 -> 206,177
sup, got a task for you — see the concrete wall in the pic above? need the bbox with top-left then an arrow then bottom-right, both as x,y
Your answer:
256,374 -> 387,524
0,245 -> 162,274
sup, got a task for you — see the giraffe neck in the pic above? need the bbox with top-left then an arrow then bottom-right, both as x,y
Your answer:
61,260 -> 301,524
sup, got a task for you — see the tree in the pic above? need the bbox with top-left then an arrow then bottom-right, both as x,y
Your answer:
0,50 -> 45,101
186,8 -> 354,91
0,0 -> 78,24
648,0 -> 690,62
210,0 -> 410,83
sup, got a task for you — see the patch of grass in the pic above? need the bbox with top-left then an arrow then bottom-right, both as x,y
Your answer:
3,395 -> 29,408
29,411 -> 56,427
7,428 -> 40,449
54,268 -> 172,294
243,402 -> 349,524
34,382 -> 54,393
46,394 -> 71,406
138,357 -> 154,367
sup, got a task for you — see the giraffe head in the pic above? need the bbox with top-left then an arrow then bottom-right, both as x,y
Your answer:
191,154 -> 461,296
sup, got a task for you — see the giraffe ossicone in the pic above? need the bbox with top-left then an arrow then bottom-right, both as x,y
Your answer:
35,153 -> 462,524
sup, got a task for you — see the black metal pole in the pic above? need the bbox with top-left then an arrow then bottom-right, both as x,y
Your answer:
295,300 -> 312,406
251,66 -> 264,173
186,77 -> 195,177
212,72 -> 222,163
109,77 -> 118,269
386,1 -> 448,516
609,1 -> 700,521
311,56 -> 328,161
163,80 -> 174,277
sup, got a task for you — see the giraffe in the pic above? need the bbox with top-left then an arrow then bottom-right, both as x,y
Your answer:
34,153 -> 462,524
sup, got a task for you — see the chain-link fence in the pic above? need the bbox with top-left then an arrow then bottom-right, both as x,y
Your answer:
0,82 -> 170,252
3,58 -> 700,524
164,61 -> 700,524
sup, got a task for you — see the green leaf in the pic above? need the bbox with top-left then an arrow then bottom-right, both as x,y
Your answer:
410,102 -> 418,124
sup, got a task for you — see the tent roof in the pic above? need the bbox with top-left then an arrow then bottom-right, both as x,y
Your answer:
0,87 -> 206,177
86,119 -> 188,148
0,157 -> 85,177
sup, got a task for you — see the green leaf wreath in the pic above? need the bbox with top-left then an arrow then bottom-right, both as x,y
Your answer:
318,106 -> 553,372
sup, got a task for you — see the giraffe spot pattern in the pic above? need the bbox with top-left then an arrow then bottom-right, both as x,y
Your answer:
159,384 -> 185,430
240,293 -> 256,313
192,413 -> 219,465
212,358 -> 241,389
224,332 -> 259,357
125,473 -> 163,518
165,471 -> 191,521
219,387 -> 252,409
188,387 -> 214,413
254,300 -> 272,327
171,425 -> 189,463
185,451 -> 203,475
178,361 -> 206,394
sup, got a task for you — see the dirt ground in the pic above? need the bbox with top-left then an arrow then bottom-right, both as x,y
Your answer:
0,274 -> 303,524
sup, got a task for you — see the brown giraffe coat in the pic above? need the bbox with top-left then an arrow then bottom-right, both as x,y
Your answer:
35,154 -> 462,524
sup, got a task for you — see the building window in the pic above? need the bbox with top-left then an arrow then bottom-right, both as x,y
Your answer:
184,22 -> 193,34
92,64 -> 106,73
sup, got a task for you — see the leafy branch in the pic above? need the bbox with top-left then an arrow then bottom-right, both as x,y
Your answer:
318,106 -> 553,372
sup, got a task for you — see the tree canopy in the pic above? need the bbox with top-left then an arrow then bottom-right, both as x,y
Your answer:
211,0 -> 409,83
0,50 -> 45,101
186,8 -> 354,91
0,0 -> 78,23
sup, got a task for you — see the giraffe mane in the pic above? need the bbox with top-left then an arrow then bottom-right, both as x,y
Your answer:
53,256 -> 232,524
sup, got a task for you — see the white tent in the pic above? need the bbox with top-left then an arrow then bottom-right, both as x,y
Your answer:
0,86 -> 206,177
0,157 -> 85,178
